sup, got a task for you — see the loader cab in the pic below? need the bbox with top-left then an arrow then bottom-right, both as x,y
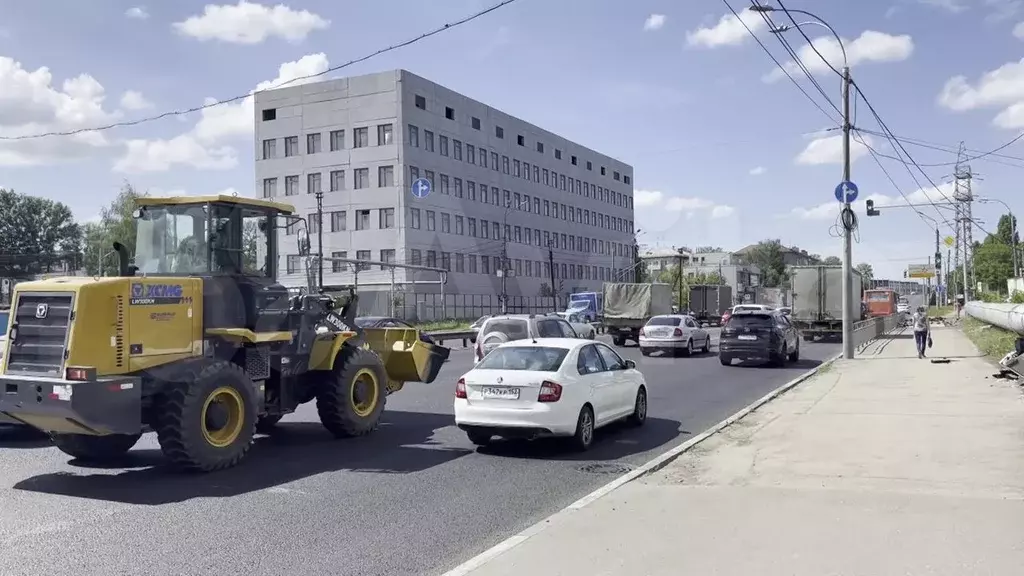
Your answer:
132,195 -> 304,333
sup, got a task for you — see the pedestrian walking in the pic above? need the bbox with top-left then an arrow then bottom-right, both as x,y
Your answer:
912,305 -> 931,359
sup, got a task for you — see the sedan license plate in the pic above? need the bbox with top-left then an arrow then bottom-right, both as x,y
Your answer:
738,335 -> 757,341
481,386 -> 520,400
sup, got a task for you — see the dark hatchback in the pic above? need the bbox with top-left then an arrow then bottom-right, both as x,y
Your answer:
719,309 -> 800,367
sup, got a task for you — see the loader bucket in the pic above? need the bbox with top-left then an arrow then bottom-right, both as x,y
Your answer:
361,328 -> 451,384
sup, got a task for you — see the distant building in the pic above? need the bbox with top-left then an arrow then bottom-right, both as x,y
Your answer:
732,244 -> 821,267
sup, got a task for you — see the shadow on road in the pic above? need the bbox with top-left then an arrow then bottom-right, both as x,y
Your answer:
13,410 -> 470,505
883,333 -> 915,340
475,416 -> 683,462
0,425 -> 52,449
725,358 -> 825,370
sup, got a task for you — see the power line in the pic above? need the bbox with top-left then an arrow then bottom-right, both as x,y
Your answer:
856,127 -> 1024,168
0,0 -> 519,142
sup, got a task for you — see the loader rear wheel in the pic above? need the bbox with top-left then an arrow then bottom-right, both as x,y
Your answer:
52,432 -> 141,462
317,346 -> 387,438
154,361 -> 258,472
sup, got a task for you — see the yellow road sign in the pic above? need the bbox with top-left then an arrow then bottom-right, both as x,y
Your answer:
943,236 -> 955,247
908,264 -> 935,278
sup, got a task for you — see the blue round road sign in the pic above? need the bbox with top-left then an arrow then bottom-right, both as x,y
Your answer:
411,178 -> 432,199
834,180 -> 858,203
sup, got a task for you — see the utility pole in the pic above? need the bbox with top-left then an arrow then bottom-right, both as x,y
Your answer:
675,248 -> 685,311
953,143 -> 974,300
840,64 -> 855,359
934,228 -> 941,309
547,241 -> 557,312
499,242 -> 509,315
315,189 -> 325,289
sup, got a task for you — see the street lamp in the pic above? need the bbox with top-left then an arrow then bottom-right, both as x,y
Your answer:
978,197 -> 1019,277
751,2 -> 857,359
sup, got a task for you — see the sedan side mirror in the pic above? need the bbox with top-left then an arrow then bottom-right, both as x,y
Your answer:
623,359 -> 637,370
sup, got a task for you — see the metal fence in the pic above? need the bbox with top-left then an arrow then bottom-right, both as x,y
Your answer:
356,292 -> 568,322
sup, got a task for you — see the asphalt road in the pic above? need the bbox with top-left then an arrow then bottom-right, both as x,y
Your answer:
0,332 -> 839,576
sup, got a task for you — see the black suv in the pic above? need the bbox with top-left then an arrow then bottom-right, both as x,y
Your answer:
719,309 -> 800,367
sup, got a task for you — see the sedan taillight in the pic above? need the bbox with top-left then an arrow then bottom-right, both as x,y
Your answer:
538,381 -> 562,403
455,378 -> 467,399
672,328 -> 683,337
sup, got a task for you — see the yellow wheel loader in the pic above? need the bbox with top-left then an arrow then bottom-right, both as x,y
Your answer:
0,195 -> 450,472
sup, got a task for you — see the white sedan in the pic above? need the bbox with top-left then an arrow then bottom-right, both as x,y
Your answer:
454,338 -> 648,451
638,314 -> 711,357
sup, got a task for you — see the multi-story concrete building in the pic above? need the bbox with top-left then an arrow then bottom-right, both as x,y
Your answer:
253,70 -> 636,303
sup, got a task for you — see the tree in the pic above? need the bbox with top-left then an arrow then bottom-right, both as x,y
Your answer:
694,246 -> 722,253
82,181 -> 146,275
855,263 -> 874,286
994,213 -> 1019,246
631,242 -> 649,283
0,188 -> 81,277
822,255 -> 842,265
745,239 -> 787,287
974,241 -> 1014,293
538,282 -> 555,297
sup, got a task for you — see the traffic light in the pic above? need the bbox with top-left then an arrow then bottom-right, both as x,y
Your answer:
903,269 -> 907,278
866,199 -> 880,216
935,251 -> 942,270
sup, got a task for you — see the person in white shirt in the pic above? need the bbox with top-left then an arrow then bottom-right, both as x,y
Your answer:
912,306 -> 930,359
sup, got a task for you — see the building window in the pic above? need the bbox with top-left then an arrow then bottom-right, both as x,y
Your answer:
468,254 -> 477,273
330,211 -> 346,232
481,255 -> 490,275
586,161 -> 593,171
491,151 -> 498,171
495,126 -> 504,138
330,170 -> 345,191
555,149 -> 562,160
355,209 -> 371,230
307,172 -> 321,194
352,127 -> 368,148
379,208 -> 395,229
330,130 -> 345,151
285,136 -> 298,157
440,174 -> 450,195
262,177 -> 277,198
453,139 -> 462,160
601,166 -> 606,176
308,212 -> 320,234
467,181 -> 476,201
424,170 -> 435,187
331,251 -> 347,273
441,252 -> 451,271
356,250 -> 371,271
455,253 -> 465,273
262,108 -> 276,121
380,249 -> 395,270
571,155 -> 578,165
426,210 -> 436,231
471,116 -> 481,130
439,135 -> 449,156
536,141 -> 544,154
502,155 -> 509,174
377,123 -> 393,145
262,138 -> 276,159
513,159 -> 521,177
445,106 -> 455,120
441,212 -> 451,233
307,133 -> 321,154
410,249 -> 422,266
613,170 -> 621,181
415,94 -> 426,109
378,165 -> 394,187
409,207 -> 421,229
624,175 -> 631,185
480,149 -> 488,169
287,255 -> 300,274
517,134 -> 524,146
480,219 -> 489,239
455,215 -> 464,235
424,130 -> 434,152
407,124 -> 419,147
426,250 -> 437,268
466,144 -> 475,164
285,175 -> 299,196
454,177 -> 463,198
468,217 -> 477,237
354,168 -> 369,189
409,166 -> 419,181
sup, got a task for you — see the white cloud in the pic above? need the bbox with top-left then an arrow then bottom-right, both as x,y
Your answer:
1013,20 -> 1024,37
173,1 -> 329,44
635,189 -> 735,220
789,180 -> 961,220
936,57 -> 1024,128
0,56 -> 120,167
710,205 -> 736,219
795,134 -> 873,166
686,10 -> 766,48
763,31 -> 914,83
634,189 -> 665,207
125,6 -> 149,20
113,53 -> 329,173
918,0 -> 969,12
749,166 -> 766,176
119,90 -> 153,111
215,187 -> 240,196
643,14 -> 666,31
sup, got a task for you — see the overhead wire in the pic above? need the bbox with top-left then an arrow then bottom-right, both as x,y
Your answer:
855,128 -> 1024,168
0,0 -> 520,142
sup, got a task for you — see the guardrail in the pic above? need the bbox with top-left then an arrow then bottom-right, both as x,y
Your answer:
964,301 -> 1024,335
852,314 -> 902,352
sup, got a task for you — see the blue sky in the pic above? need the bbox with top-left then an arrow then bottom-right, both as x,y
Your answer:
1,0 -> 1023,281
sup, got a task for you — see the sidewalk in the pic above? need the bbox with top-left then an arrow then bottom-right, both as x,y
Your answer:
454,327 -> 1024,576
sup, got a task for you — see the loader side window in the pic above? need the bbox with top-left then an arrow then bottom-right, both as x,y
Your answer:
135,205 -> 209,274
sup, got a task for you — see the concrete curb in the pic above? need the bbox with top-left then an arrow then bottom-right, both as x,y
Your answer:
439,351 -> 845,576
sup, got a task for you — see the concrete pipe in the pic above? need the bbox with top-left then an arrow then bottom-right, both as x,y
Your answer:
964,301 -> 1024,335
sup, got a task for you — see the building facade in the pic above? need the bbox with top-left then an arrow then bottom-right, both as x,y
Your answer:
253,70 -> 636,299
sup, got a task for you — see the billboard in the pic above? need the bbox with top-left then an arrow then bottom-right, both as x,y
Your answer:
907,264 -> 935,279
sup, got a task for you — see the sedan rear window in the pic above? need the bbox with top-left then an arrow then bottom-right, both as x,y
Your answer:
481,319 -> 530,340
647,316 -> 682,327
727,314 -> 774,328
475,346 -> 569,371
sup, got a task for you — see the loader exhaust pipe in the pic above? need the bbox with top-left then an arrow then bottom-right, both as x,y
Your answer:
112,242 -> 134,277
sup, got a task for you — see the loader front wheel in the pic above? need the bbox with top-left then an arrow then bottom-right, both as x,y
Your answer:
154,361 -> 258,472
317,346 -> 387,438
52,432 -> 141,462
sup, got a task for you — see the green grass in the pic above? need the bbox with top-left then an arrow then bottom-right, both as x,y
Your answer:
413,320 -> 472,332
930,305 -> 955,318
962,316 -> 1018,359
